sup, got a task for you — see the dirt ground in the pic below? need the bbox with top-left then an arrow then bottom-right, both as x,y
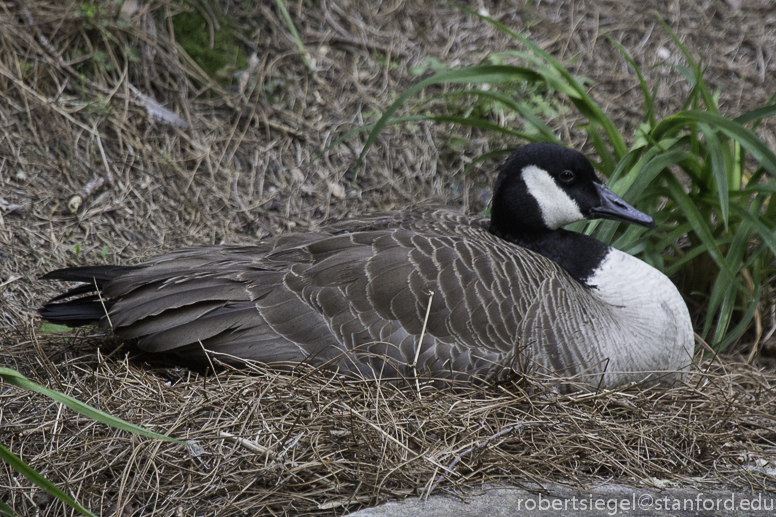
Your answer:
2,0 -> 776,515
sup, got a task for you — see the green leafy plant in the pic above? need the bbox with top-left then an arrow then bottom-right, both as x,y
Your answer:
351,10 -> 776,353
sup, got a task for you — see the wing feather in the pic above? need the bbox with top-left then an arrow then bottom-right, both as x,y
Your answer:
46,208 -> 602,384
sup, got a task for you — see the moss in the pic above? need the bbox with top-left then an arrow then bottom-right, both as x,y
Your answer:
173,10 -> 248,81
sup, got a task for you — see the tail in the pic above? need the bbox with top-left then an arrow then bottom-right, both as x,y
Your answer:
38,266 -> 140,326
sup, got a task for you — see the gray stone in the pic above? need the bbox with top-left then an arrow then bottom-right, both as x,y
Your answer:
349,483 -> 775,516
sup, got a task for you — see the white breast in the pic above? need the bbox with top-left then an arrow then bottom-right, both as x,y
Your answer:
583,248 -> 695,386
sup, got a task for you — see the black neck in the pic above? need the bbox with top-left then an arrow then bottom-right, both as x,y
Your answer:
489,226 -> 609,286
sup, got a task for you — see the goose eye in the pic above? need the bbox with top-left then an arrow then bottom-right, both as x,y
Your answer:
559,170 -> 575,183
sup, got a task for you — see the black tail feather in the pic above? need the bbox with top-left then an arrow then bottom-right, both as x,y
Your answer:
41,265 -> 140,285
38,265 -> 139,326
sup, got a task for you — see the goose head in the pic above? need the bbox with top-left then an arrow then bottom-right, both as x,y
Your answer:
489,142 -> 654,239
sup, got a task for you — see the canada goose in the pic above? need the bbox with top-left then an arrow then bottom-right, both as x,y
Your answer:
40,143 -> 694,389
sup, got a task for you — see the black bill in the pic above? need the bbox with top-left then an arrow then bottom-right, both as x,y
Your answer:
590,182 -> 655,229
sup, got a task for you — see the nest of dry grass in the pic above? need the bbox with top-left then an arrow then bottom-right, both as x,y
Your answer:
2,0 -> 776,514
2,324 -> 776,516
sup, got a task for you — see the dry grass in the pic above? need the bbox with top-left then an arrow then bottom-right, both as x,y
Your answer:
3,324 -> 776,515
2,0 -> 776,514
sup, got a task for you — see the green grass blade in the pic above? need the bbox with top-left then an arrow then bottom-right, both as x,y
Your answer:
665,177 -> 743,291
320,115 -> 434,157
698,123 -> 729,227
609,223 -> 651,253
593,149 -> 696,244
738,184 -> 776,194
663,241 -> 715,277
694,65 -> 719,115
443,89 -> 560,141
654,16 -> 720,115
710,284 -> 738,345
618,219 -> 694,263
715,277 -> 761,351
0,367 -> 186,444
0,500 -> 15,517
606,35 -> 655,126
457,6 -> 627,157
623,149 -> 696,199
675,64 -> 697,87
729,204 -> 776,258
0,444 -> 96,517
742,241 -> 774,270
272,0 -> 313,72
356,64 -> 543,170
462,148 -> 516,178
425,115 -> 534,139
702,195 -> 762,339
731,140 -> 743,200
653,221 -> 694,250
703,256 -> 744,340
711,244 -> 762,352
734,103 -> 776,125
586,124 -> 617,175
608,135 -> 684,187
605,148 -> 643,185
656,111 -> 776,174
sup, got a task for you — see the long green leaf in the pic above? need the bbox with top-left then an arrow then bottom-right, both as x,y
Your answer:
606,35 -> 655,127
713,243 -> 763,352
704,193 -> 766,340
704,219 -> 751,339
733,104 -> 776,125
654,17 -> 721,115
715,276 -> 761,351
605,148 -> 643,186
438,89 -> 559,141
729,204 -> 776,259
710,283 -> 738,345
425,115 -> 533,139
737,184 -> 776,195
698,123 -> 729,228
272,0 -> 313,72
462,148 -> 517,178
663,241 -> 717,277
609,223 -> 650,253
594,149 -> 695,244
624,149 -> 696,200
457,6 -> 627,157
664,177 -> 743,291
587,124 -> 617,175
356,64 -> 543,170
321,115 -> 434,157
653,221 -> 694,251
0,500 -> 15,517
0,367 -> 185,444
742,240 -> 775,270
0,444 -> 95,517
655,111 -> 776,174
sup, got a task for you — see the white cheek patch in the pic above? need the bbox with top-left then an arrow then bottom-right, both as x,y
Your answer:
522,165 -> 585,229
